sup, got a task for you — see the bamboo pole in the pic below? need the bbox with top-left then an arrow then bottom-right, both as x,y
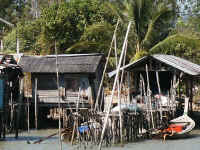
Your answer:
119,41 -> 128,90
146,64 -> 154,129
156,72 -> 161,94
0,40 -> 3,51
171,74 -> 177,115
94,19 -> 120,111
140,74 -> 150,129
26,77 -> 30,133
55,40 -> 62,150
113,21 -> 124,143
156,71 -> 162,121
98,22 -> 132,150
31,129 -> 67,144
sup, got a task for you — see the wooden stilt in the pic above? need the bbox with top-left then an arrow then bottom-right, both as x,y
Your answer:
127,72 -> 131,104
27,98 -> 30,133
156,71 -> 162,121
16,78 -> 24,138
190,78 -> 193,113
34,78 -> 38,129
146,64 -> 154,129
0,114 -> 2,138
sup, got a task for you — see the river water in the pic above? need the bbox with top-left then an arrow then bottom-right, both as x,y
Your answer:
0,129 -> 200,150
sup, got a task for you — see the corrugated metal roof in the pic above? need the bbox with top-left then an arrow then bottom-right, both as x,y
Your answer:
18,53 -> 104,73
108,54 -> 200,77
152,54 -> 200,76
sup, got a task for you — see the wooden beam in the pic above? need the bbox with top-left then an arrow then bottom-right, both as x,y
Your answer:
35,78 -> 38,129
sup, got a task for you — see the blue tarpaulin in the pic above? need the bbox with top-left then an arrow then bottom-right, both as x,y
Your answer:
0,80 -> 4,110
78,125 -> 89,133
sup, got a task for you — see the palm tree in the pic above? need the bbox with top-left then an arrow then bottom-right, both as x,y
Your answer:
66,0 -> 179,63
107,0 -> 177,60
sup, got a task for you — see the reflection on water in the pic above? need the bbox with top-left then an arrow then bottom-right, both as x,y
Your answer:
0,129 -> 200,150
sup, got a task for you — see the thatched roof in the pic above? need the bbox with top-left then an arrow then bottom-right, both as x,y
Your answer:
18,53 -> 104,73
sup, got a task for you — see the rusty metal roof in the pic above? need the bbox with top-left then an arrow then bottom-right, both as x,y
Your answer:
19,53 -> 104,73
108,54 -> 200,77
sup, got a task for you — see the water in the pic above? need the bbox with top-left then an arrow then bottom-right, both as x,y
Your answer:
0,129 -> 200,150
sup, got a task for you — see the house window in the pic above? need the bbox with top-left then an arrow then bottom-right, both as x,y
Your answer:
64,77 -> 90,99
65,78 -> 80,93
37,77 -> 57,90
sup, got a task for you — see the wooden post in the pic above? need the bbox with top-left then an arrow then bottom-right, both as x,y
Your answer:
117,71 -> 123,144
156,71 -> 161,94
156,71 -> 162,121
27,98 -> 30,133
186,79 -> 189,98
127,72 -> 131,104
10,82 -> 14,130
35,78 -> 38,129
146,64 -> 154,129
0,39 -> 3,51
15,78 -> 24,138
190,78 -> 193,113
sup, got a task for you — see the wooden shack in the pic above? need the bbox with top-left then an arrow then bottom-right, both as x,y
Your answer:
18,53 -> 105,128
109,54 -> 200,112
18,53 -> 105,109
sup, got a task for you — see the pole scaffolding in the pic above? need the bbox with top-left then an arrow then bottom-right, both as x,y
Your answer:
94,18 -> 120,111
98,21 -> 132,150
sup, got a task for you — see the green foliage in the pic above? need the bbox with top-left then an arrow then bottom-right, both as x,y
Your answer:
150,34 -> 200,63
2,0 -> 117,54
106,0 -> 177,61
37,0 -> 116,54
17,21 -> 41,54
67,22 -> 115,54
3,28 -> 17,52
2,0 -> 200,71
130,50 -> 148,62
0,0 -> 26,27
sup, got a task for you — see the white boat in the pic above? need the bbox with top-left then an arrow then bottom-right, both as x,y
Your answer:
161,97 -> 195,139
169,97 -> 195,135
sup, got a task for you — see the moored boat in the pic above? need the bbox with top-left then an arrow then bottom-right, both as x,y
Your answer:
160,97 -> 195,140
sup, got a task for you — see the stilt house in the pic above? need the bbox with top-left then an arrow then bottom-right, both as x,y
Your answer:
109,54 -> 200,112
19,53 -> 105,109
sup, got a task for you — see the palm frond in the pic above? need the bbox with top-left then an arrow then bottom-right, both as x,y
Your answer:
66,41 -> 99,53
142,3 -> 175,49
150,34 -> 200,54
104,1 -> 125,22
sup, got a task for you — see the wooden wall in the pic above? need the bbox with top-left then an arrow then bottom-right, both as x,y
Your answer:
31,73 -> 96,106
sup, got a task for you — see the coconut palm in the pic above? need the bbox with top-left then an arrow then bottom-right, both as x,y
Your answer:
68,0 -> 177,62
108,0 -> 177,60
